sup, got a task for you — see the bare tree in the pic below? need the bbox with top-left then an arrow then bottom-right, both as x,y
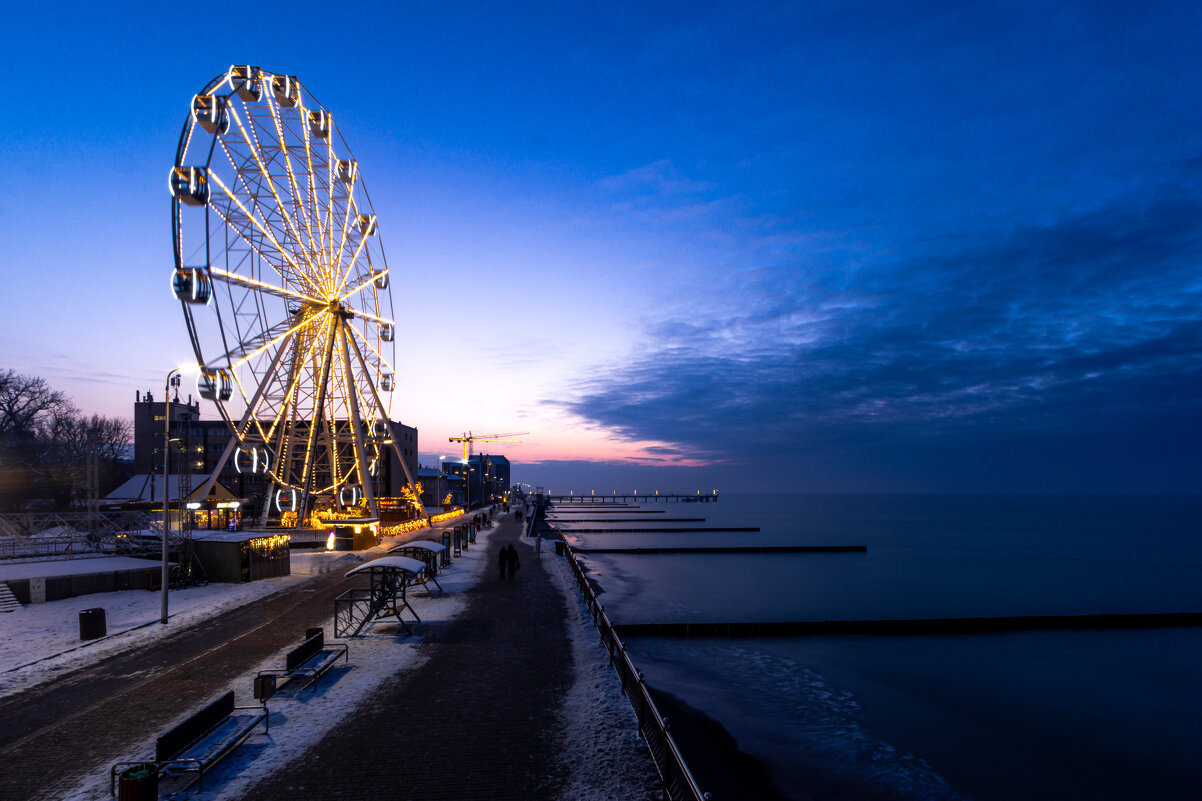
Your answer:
0,369 -> 75,438
43,412 -> 133,507
0,370 -> 130,510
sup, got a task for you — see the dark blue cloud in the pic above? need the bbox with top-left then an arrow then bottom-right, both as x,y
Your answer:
557,176 -> 1202,492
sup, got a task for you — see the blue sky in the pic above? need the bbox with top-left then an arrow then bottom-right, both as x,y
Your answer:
1,2 -> 1199,493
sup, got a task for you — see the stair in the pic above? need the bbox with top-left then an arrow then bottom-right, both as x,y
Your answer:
0,582 -> 21,612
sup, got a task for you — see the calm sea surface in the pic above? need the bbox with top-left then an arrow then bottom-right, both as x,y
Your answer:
553,493 -> 1202,801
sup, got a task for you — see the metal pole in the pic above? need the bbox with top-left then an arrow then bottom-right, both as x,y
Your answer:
162,369 -> 179,625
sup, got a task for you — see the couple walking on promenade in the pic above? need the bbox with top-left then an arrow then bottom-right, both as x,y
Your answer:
498,542 -> 521,579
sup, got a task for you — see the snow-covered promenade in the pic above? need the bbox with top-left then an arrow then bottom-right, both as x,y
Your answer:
0,513 -> 657,801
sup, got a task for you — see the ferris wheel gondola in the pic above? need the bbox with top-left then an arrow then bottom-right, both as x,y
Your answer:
169,66 -> 418,523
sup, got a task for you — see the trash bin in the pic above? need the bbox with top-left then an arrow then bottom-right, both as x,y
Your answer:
79,608 -> 106,640
117,762 -> 158,801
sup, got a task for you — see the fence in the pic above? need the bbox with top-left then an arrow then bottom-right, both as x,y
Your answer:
0,511 -> 157,561
559,535 -> 711,800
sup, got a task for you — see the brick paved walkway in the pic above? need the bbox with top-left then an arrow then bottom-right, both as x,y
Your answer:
238,516 -> 572,801
0,514 -> 575,801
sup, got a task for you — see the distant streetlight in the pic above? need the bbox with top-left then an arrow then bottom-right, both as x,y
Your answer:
162,369 -> 181,624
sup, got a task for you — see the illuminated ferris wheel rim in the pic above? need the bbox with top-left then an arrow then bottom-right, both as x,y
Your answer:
169,65 -> 399,503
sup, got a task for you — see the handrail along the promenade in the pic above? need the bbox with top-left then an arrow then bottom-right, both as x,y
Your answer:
557,532 -> 711,801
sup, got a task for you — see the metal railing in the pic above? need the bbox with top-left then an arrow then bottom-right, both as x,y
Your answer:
0,511 -> 157,561
558,534 -> 711,801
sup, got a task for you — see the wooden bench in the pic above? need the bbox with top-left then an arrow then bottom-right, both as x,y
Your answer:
257,629 -> 349,693
110,690 -> 266,793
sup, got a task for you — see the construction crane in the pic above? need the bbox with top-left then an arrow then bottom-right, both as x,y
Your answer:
448,431 -> 528,461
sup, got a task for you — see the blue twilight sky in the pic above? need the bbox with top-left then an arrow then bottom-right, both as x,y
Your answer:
0,2 -> 1199,493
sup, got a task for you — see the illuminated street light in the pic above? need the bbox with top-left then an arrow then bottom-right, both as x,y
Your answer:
162,369 -> 181,624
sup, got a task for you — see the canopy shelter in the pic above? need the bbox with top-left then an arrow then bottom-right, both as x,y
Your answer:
334,556 -> 425,637
384,538 -> 447,589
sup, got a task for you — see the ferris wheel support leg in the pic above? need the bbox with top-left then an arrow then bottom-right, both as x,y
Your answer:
297,319 -> 339,528
338,320 -> 377,518
345,329 -> 429,527
194,330 -> 298,506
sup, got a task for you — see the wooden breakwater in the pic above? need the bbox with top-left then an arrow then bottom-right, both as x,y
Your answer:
572,544 -> 867,554
547,518 -> 706,523
613,611 -> 1202,639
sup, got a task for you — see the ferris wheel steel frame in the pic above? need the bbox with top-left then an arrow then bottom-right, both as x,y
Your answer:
169,66 -> 422,524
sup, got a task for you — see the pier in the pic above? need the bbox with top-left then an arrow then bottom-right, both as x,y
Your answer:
549,493 -> 719,504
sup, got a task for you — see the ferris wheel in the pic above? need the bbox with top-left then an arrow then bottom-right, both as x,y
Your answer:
169,66 -> 414,521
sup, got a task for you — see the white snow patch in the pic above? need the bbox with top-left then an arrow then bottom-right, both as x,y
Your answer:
0,575 -> 307,698
53,526 -> 496,801
545,549 -> 661,801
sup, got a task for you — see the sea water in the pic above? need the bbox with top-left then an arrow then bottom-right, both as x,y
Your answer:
557,494 -> 1202,801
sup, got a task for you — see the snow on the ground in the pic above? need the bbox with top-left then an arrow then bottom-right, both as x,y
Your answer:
545,546 -> 663,801
0,574 -> 311,699
0,533 -> 447,697
36,520 -> 660,801
56,526 -> 495,801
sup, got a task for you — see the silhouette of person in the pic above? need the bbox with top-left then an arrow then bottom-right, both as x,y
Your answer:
505,544 -> 520,579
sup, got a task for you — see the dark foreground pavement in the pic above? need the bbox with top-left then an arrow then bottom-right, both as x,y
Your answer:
0,514 -> 574,801
239,517 -> 573,801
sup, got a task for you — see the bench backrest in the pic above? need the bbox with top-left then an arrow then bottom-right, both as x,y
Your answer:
156,691 -> 235,762
286,631 -> 324,672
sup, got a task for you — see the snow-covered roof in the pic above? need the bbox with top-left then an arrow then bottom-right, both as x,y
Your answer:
0,556 -> 171,582
104,474 -> 236,503
390,540 -> 446,553
345,555 -> 425,577
192,532 -> 291,544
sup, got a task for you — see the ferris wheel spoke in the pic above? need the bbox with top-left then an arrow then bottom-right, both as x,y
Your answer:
264,86 -> 322,290
209,267 -> 320,305
231,312 -> 322,370
222,106 -> 324,296
331,232 -> 371,298
207,171 -> 325,297
229,328 -> 297,438
324,135 -> 340,291
298,101 -> 333,296
336,269 -> 385,305
345,322 -> 396,375
330,191 -> 363,294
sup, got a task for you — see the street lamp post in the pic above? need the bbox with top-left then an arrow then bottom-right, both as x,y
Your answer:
162,369 -> 181,624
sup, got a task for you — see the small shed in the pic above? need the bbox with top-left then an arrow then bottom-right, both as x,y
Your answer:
192,531 -> 291,583
326,518 -> 381,551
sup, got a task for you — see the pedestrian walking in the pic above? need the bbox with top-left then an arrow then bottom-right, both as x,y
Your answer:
505,544 -> 520,579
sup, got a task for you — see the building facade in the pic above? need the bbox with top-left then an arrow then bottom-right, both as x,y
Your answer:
131,391 -> 418,514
